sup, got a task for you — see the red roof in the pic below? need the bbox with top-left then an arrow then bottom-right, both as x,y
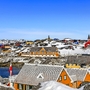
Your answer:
84,40 -> 90,48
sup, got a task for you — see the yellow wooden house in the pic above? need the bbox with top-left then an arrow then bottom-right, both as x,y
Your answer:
20,47 -> 60,57
26,41 -> 33,45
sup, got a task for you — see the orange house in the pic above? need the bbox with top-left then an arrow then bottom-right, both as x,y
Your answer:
57,68 -> 90,88
13,64 -> 90,90
57,69 -> 73,87
84,69 -> 90,82
58,68 -> 90,88
2,44 -> 11,53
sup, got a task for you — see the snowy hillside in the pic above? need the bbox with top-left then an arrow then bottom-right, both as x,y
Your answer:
58,47 -> 90,56
49,41 -> 90,56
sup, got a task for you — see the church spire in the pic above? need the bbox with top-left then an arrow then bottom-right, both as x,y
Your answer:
48,35 -> 50,40
48,35 -> 50,44
88,34 -> 90,40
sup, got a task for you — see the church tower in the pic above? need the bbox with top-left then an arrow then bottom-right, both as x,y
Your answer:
88,35 -> 90,41
48,35 -> 50,40
47,35 -> 50,44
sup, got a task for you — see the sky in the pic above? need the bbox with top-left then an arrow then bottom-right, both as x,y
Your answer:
0,0 -> 90,40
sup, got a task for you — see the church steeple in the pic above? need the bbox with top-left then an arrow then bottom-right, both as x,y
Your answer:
47,35 -> 50,44
88,35 -> 90,40
48,35 -> 50,40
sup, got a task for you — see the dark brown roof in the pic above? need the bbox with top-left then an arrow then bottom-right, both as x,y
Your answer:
44,47 -> 58,52
66,55 -> 90,65
30,47 -> 58,52
30,47 -> 42,52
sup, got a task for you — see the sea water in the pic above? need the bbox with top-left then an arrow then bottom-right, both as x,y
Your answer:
0,67 -> 20,78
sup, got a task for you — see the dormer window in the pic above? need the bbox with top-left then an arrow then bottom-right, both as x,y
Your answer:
41,50 -> 44,52
58,76 -> 62,81
37,73 -> 44,79
38,75 -> 42,78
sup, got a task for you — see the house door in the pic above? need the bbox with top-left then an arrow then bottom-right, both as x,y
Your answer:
73,82 -> 77,88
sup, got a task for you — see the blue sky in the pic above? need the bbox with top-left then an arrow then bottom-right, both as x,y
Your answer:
0,0 -> 90,40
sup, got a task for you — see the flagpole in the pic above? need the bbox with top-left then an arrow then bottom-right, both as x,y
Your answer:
9,57 -> 13,87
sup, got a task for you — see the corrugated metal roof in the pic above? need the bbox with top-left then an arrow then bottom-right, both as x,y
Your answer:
30,47 -> 58,52
14,64 -> 63,85
66,68 -> 87,82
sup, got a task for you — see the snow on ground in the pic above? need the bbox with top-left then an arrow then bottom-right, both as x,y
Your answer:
38,81 -> 83,90
58,46 -> 90,56
0,83 -> 14,90
22,47 -> 30,52
50,42 -> 89,56
50,41 -> 90,56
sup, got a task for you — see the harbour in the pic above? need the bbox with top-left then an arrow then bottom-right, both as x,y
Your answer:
0,67 -> 20,78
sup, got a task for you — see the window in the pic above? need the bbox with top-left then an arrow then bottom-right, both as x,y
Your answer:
18,84 -> 23,90
38,52 -> 40,55
42,50 -> 44,54
37,73 -> 44,79
31,52 -> 33,55
64,75 -> 67,80
26,85 -> 32,90
38,75 -> 42,78
41,50 -> 44,52
12,83 -> 14,86
58,76 -> 62,81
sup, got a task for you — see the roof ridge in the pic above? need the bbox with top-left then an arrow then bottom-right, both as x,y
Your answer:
66,68 -> 87,71
25,63 -> 64,67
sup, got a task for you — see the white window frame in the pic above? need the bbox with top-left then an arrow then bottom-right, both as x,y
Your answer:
64,75 -> 67,80
59,76 -> 62,81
